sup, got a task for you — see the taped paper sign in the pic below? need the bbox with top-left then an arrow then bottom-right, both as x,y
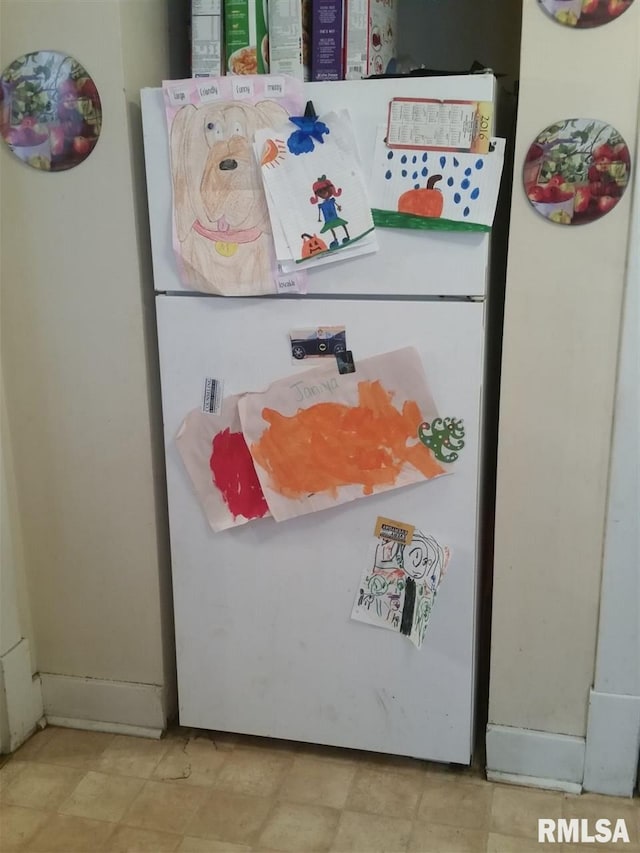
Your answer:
351,518 -> 451,649
176,396 -> 269,532
371,126 -> 505,232
238,347 -> 448,522
162,75 -> 306,295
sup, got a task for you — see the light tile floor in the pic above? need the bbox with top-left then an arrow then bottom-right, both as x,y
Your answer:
0,726 -> 638,852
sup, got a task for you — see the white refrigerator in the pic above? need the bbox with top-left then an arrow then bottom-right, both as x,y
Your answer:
141,73 -> 496,764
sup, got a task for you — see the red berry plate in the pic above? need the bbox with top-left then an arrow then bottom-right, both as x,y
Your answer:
523,118 -> 631,226
1,50 -> 102,172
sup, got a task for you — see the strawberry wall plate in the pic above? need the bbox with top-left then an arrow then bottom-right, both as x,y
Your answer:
538,0 -> 635,28
524,118 -> 631,226
0,50 -> 101,172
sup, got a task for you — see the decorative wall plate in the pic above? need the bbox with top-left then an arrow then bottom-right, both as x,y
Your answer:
0,50 -> 101,171
538,0 -> 635,28
524,118 -> 631,225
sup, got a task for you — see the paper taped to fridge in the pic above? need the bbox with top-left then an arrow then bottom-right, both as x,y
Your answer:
371,128 -> 505,232
162,75 -> 306,295
352,518 -> 451,649
176,398 -> 270,532
254,109 -> 377,270
238,347 -> 448,522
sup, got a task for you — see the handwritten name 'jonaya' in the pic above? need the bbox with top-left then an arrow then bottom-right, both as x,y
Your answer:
291,377 -> 339,402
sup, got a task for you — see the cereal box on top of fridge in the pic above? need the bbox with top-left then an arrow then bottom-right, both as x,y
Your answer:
192,0 -> 223,77
310,0 -> 344,81
344,0 -> 397,80
225,0 -> 269,75
269,0 -> 304,81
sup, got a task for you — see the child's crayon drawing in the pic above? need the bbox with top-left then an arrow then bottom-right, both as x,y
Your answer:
254,109 -> 377,269
310,175 -> 351,249
352,521 -> 451,649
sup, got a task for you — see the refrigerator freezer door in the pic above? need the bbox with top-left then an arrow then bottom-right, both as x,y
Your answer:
142,74 -> 494,298
157,295 -> 484,763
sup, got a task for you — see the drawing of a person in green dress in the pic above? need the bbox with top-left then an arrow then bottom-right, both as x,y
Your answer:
310,175 -> 350,250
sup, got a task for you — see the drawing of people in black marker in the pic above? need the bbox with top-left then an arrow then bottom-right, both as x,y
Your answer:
399,532 -> 447,638
310,175 -> 351,250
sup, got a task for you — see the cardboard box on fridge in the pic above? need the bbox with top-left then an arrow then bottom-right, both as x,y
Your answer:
192,0 -> 223,77
225,0 -> 269,75
310,0 -> 344,82
269,0 -> 305,80
344,0 -> 397,80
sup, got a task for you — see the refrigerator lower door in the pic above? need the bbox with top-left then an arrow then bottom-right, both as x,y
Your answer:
157,295 -> 484,764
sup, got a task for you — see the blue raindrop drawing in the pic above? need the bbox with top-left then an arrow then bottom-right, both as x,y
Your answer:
401,154 -> 408,164
461,178 -> 470,190
454,193 -> 461,204
453,157 -> 459,167
412,171 -> 418,180
401,169 -> 407,177
422,153 -> 428,162
414,184 -> 420,189
385,170 -> 392,180
440,155 -> 446,168
463,206 -> 470,217
475,159 -> 484,170
471,187 -> 480,200
447,177 -> 454,187
464,167 -> 472,176
387,150 -> 394,160
422,167 -> 428,177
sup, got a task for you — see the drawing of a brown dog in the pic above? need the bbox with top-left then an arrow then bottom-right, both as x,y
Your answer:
170,100 -> 288,295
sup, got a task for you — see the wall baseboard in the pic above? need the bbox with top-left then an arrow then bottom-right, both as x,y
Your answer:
40,673 -> 167,736
583,688 -> 640,796
486,723 -> 585,788
487,769 -> 582,794
0,638 -> 43,753
45,716 -> 162,739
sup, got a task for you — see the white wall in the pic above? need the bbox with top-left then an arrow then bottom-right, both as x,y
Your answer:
488,0 -> 640,778
0,0 -> 176,733
582,116 -> 640,796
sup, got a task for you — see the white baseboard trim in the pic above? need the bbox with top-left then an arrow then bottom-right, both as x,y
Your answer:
583,688 -> 640,796
486,724 -> 585,788
0,639 -> 43,753
45,716 -> 162,739
40,673 -> 167,736
487,769 -> 582,794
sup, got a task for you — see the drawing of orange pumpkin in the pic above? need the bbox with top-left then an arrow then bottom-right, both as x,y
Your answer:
398,174 -> 444,219
300,232 -> 328,258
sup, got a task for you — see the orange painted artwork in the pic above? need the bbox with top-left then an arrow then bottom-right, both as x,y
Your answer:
238,347 -> 449,522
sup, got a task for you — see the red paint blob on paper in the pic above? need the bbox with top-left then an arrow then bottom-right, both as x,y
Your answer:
210,429 -> 269,521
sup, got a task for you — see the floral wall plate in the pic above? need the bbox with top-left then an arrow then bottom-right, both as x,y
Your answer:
0,50 -> 101,171
524,119 -> 631,225
538,0 -> 635,28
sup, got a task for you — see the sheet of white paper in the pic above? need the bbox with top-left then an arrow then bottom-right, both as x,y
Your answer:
175,397 -> 270,532
238,347 -> 449,522
371,126 -> 505,228
254,110 -> 378,268
162,75 -> 307,295
351,525 -> 451,649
